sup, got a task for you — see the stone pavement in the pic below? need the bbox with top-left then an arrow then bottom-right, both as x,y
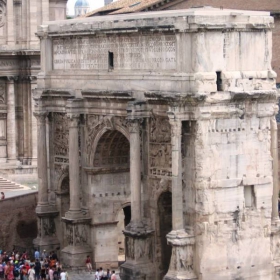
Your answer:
67,270 -> 121,280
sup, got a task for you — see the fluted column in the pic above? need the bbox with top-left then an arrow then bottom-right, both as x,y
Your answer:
170,119 -> 184,230
65,114 -> 82,219
6,77 -> 18,164
128,119 -> 142,223
30,77 -> 38,165
34,111 -> 49,211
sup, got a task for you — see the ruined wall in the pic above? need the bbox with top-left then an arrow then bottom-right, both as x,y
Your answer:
0,192 -> 38,251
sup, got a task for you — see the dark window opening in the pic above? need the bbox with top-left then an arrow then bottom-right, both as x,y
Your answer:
123,205 -> 131,226
216,71 -> 222,91
108,51 -> 114,70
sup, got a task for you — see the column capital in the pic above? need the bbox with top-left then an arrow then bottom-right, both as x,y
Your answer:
6,76 -> 18,82
127,118 -> 143,134
67,113 -> 80,128
34,111 -> 48,123
169,118 -> 182,137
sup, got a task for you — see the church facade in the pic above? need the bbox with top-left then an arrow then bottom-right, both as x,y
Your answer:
0,0 -> 66,184
34,7 -> 280,280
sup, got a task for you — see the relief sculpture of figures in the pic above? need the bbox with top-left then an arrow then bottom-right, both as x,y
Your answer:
0,83 -> 5,103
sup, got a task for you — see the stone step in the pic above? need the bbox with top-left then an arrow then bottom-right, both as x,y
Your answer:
0,176 -> 24,190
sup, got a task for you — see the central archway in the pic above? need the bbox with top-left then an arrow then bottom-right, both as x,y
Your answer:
158,191 -> 172,279
90,129 -> 131,268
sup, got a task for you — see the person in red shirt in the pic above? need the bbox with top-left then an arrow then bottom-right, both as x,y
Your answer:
85,255 -> 92,273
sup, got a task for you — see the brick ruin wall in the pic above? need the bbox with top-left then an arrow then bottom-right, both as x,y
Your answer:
0,192 -> 38,252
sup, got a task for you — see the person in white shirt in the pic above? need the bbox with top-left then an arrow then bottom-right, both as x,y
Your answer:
60,270 -> 69,280
28,265 -> 36,280
98,267 -> 104,279
95,269 -> 100,280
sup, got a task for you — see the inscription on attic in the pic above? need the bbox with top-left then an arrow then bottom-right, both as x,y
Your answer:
53,35 -> 176,70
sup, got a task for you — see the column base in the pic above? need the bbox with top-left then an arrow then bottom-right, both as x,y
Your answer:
61,245 -> 92,267
36,203 -> 58,214
120,221 -> 155,280
61,217 -> 92,267
163,229 -> 197,280
33,236 -> 60,253
65,209 -> 88,220
33,210 -> 60,255
121,261 -> 155,280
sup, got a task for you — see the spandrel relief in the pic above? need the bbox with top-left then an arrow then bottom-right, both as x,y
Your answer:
150,117 -> 172,177
53,113 -> 69,157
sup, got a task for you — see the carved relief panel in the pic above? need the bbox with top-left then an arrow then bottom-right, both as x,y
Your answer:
52,113 -> 69,191
65,222 -> 89,247
149,117 -> 172,177
53,113 -> 69,158
0,82 -> 5,104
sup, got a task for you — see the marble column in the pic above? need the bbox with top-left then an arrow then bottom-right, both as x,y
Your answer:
61,111 -> 91,267
170,119 -> 184,230
65,114 -> 82,219
121,101 -> 155,280
6,77 -> 18,164
129,119 -> 142,223
34,111 -> 49,212
30,77 -> 38,166
164,116 -> 197,280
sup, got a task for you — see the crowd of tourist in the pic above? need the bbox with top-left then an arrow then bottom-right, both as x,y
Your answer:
0,249 -> 67,280
0,250 -> 118,280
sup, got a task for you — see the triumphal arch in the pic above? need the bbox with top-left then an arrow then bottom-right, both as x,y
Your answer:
34,7 -> 280,280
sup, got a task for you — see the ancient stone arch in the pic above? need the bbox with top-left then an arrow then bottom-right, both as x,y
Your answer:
86,115 -> 129,166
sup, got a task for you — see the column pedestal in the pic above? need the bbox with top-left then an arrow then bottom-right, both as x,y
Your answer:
33,212 -> 60,253
164,230 -> 197,280
61,218 -> 92,267
120,224 -> 155,280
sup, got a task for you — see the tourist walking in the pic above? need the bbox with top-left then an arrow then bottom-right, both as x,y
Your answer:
0,192 -> 4,200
